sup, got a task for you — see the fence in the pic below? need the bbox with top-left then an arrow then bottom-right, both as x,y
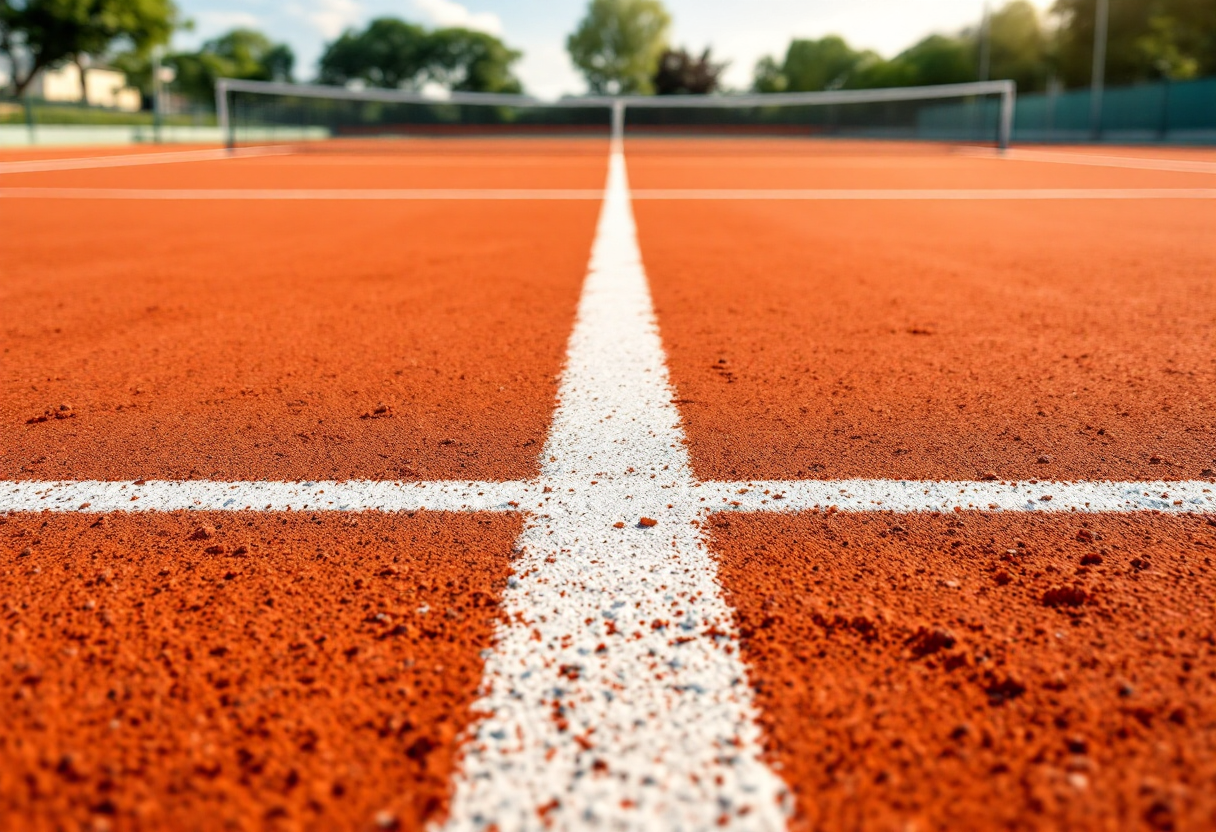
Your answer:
5,77 -> 1215,147
1013,76 -> 1216,144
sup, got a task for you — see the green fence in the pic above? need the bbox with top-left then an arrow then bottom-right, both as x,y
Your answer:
1013,77 -> 1216,144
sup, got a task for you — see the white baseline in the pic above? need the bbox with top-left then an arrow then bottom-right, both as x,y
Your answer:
0,146 -> 286,175
2,478 -> 1212,516
3,187 -> 1214,201
961,145 -> 1216,175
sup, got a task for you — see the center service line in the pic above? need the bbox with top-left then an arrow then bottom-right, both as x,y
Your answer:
441,152 -> 790,830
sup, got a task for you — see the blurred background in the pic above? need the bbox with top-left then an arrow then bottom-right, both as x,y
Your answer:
1,0 -> 1213,145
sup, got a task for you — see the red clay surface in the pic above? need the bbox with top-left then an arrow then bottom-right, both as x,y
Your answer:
4,137 -> 1216,832
712,511 -> 1216,832
624,139 -> 1215,189
0,510 -> 519,831
639,198 -> 1216,482
2,141 -> 610,190
2,198 -> 597,481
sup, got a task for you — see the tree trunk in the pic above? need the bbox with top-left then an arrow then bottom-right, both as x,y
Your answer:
9,63 -> 43,99
75,56 -> 90,105
2,41 -> 48,99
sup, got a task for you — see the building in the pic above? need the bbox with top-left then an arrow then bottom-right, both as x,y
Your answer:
25,63 -> 142,111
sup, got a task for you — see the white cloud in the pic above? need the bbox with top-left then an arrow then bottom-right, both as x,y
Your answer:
299,0 -> 363,39
515,42 -> 585,100
194,10 -> 262,34
412,0 -> 502,35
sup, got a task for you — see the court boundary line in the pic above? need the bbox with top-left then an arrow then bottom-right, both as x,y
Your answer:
962,145 -> 1216,174
3,187 -> 1214,201
0,187 -> 606,200
0,146 -> 287,175
631,188 -> 1216,200
3,478 -> 1212,515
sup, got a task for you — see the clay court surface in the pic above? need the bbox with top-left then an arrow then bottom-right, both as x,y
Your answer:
2,138 -> 1215,831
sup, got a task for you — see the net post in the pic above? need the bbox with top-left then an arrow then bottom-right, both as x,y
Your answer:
998,80 -> 1016,152
215,79 -> 233,152
611,99 -> 625,151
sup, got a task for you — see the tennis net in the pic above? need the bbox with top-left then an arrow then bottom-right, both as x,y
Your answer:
216,79 -> 1016,151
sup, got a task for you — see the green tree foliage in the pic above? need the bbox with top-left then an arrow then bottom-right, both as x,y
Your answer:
567,0 -> 671,94
753,0 -> 1215,95
752,55 -> 786,93
987,0 -> 1051,91
317,17 -> 522,93
784,36 -> 870,91
0,0 -> 178,97
1054,0 -> 1216,85
752,32 -> 974,93
856,33 -> 976,88
426,27 -> 522,93
168,28 -> 293,104
652,46 -> 725,94
318,17 -> 430,89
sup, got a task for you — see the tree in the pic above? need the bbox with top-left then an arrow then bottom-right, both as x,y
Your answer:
168,28 -> 293,104
426,27 -> 522,93
653,47 -> 725,95
1054,0 -> 1216,85
855,33 -> 977,88
567,0 -> 671,94
749,0 -> 1216,97
317,18 -> 523,94
752,55 -> 786,93
752,36 -> 879,93
0,0 -> 178,98
785,36 -> 867,91
318,17 -> 430,90
987,0 -> 1051,92
750,2 -> 1064,96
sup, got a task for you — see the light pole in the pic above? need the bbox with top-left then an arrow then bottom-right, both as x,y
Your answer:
152,52 -> 175,145
1089,0 -> 1109,141
978,1 -> 992,82
152,50 -> 162,143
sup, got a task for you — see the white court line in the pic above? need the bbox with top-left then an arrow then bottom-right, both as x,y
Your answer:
960,145 -> 1216,174
3,187 -> 1213,201
632,188 -> 1216,200
0,146 -> 286,175
0,187 -> 606,200
700,479 -> 1216,514
441,150 -> 791,830
0,480 -> 527,514
3,479 -> 1212,515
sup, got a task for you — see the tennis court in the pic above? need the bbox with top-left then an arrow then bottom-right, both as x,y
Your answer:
3,124 -> 1215,831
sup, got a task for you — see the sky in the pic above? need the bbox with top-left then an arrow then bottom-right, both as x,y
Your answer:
175,0 -> 1054,99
